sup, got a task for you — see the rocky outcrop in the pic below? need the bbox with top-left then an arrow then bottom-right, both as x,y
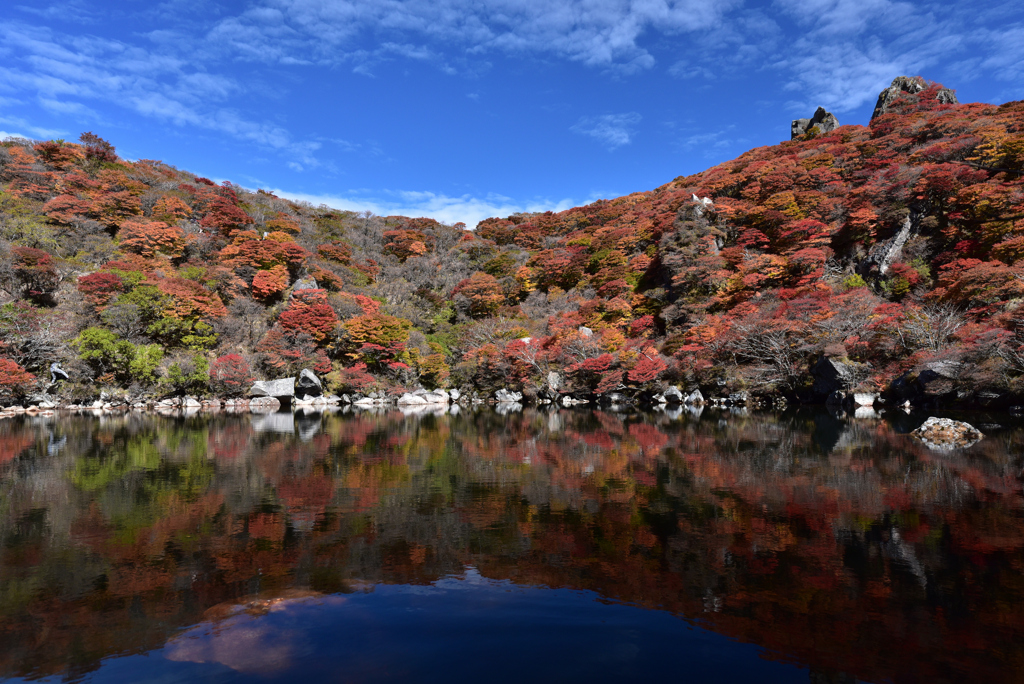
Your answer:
867,214 -> 914,275
871,76 -> 958,121
791,106 -> 839,139
291,277 -> 318,294
812,357 -> 857,397
250,377 -> 295,398
911,417 -> 983,450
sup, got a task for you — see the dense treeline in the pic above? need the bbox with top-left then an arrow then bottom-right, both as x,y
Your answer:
1,79 -> 1023,406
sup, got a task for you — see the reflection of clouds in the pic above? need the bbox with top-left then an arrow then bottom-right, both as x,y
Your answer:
165,617 -> 294,673
165,594 -> 340,673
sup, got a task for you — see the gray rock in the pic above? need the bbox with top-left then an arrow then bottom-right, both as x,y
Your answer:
663,386 -> 684,403
606,392 -> 628,404
812,357 -> 857,397
183,397 -> 202,408
292,276 -> 318,293
397,393 -> 428,405
49,362 -> 69,383
578,327 -> 594,338
326,394 -> 341,404
422,390 -> 449,404
791,106 -> 839,139
250,377 -> 296,398
683,388 -> 704,405
494,389 -> 523,403
912,417 -> 983,450
449,389 -> 461,401
296,369 -> 322,395
853,393 -> 877,407
871,76 -> 958,121
547,371 -> 562,392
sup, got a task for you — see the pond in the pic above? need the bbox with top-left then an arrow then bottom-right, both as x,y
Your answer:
1,406 -> 1023,683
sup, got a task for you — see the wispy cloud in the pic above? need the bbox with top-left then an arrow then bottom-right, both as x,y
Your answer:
0,114 -> 64,139
571,112 -> 641,150
267,186 -> 585,228
199,0 -> 740,74
0,22 -> 321,164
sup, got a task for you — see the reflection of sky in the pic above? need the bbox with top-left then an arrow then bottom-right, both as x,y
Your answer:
148,571 -> 807,683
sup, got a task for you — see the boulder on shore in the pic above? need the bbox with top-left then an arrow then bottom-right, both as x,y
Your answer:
812,357 -> 857,397
495,389 -> 523,403
295,369 -> 322,396
250,377 -> 295,398
911,417 -> 983,450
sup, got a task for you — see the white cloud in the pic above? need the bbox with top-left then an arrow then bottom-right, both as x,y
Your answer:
571,112 -> 642,149
266,186 -> 584,228
0,22 -> 322,166
0,114 -> 64,139
201,0 -> 740,73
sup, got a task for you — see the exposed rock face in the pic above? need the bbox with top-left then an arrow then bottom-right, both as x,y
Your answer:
812,357 -> 857,397
871,76 -> 958,121
684,388 -> 704,405
663,386 -> 683,404
291,277 -> 318,294
547,371 -> 562,392
250,377 -> 295,398
791,106 -> 839,139
397,393 -> 427,406
49,362 -> 69,383
912,417 -> 983,450
867,214 -> 914,275
295,369 -> 322,396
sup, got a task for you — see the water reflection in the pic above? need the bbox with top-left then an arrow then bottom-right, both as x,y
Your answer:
1,407 -> 1023,683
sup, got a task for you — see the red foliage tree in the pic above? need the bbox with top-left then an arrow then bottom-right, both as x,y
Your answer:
118,220 -> 185,258
452,272 -> 504,318
157,278 -> 227,319
209,354 -> 254,396
0,358 -> 35,397
277,290 -> 338,343
77,272 -> 124,306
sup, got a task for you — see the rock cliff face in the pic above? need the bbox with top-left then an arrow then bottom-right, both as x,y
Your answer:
871,76 -> 958,120
791,106 -> 839,140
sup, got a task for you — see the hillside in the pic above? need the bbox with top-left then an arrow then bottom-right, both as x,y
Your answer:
1,77 -> 1023,409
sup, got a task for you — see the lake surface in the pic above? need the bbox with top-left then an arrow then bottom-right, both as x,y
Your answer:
1,405 -> 1023,683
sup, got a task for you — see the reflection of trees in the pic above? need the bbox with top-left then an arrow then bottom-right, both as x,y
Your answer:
0,408 -> 1023,682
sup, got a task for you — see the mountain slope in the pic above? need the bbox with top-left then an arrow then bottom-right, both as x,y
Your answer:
1,79 -> 1023,408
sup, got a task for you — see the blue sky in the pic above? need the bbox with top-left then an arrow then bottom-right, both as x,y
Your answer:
1,0 -> 1022,227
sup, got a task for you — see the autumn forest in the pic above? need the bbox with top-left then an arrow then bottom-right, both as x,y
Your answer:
2,78 -> 1024,408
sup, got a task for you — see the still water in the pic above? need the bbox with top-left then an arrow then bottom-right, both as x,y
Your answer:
1,406 -> 1023,683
